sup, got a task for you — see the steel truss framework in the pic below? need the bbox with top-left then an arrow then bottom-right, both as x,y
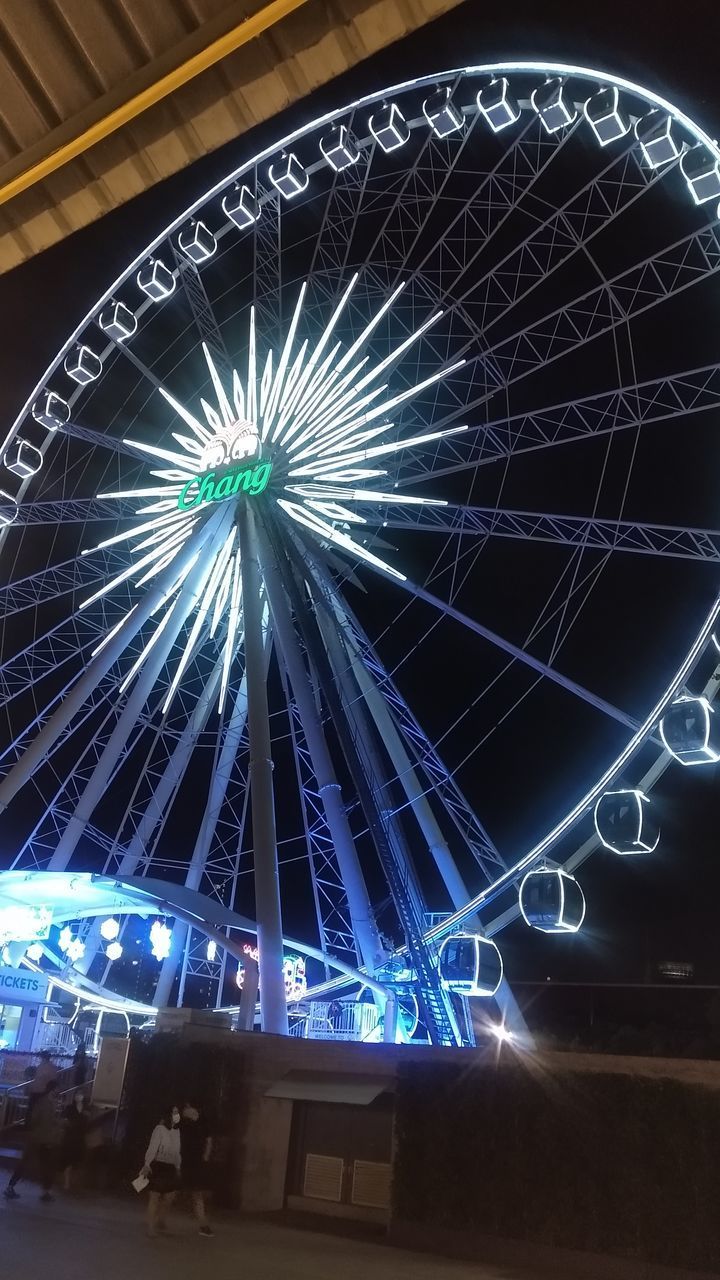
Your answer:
0,62 -> 719,1045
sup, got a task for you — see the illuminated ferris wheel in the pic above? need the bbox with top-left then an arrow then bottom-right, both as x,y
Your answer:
2,60 -> 720,1046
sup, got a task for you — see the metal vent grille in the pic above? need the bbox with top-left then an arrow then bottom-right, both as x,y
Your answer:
351,1160 -> 392,1209
303,1153 -> 344,1202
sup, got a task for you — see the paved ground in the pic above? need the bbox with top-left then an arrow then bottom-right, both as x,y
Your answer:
0,1192 -> 529,1279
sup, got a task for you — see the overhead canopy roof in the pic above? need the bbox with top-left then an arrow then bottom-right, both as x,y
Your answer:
0,0 -> 462,272
265,1069 -> 393,1103
0,871 -> 389,999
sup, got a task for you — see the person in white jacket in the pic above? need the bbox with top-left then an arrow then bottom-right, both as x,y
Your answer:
142,1106 -> 181,1237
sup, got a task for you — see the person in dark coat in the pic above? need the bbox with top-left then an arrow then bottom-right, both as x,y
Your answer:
60,1091 -> 88,1191
5,1080 -> 63,1201
72,1043 -> 87,1088
180,1102 -> 214,1237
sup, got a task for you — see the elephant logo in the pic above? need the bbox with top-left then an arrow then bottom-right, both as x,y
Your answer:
199,417 -> 259,472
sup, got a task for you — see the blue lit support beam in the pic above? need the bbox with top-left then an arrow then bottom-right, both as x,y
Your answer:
375,503 -> 720,564
313,580 -> 529,1044
153,626 -> 267,1009
71,650 -> 227,988
0,513 -> 224,817
236,501 -> 288,1036
320,586 -> 507,884
47,508 -> 234,872
257,518 -> 386,978
318,584 -> 497,902
286,570 -> 460,1046
308,570 -> 431,939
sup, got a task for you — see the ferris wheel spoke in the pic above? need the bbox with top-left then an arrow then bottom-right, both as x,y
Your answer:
58,419 -> 149,464
0,548 -> 132,616
64,653 -> 233,980
374,503 -> 720,564
387,573 -> 641,732
0,600 -> 131,709
15,496 -> 139,525
171,243 -> 234,381
329,135 -> 664,414
387,217 -> 720,470
374,115 -> 567,309
395,360 -> 720,485
422,143 -> 666,353
152,615 -> 268,1006
318,83 -> 488,300
430,216 -> 720,427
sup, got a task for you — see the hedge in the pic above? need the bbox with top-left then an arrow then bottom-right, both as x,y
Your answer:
393,1060 -> 720,1273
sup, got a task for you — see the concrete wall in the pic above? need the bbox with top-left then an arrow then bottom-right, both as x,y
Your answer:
238,1094 -> 293,1211
171,1027 -> 720,1215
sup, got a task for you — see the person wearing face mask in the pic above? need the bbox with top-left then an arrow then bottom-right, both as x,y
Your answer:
141,1106 -> 182,1237
180,1101 -> 214,1237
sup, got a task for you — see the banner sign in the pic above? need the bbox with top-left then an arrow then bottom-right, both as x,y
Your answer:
0,966 -> 49,1004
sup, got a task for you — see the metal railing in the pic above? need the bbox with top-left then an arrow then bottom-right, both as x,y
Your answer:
290,1001 -> 382,1042
0,1062 -> 85,1136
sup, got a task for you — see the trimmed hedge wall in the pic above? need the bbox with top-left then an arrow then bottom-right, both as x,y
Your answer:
122,1035 -> 248,1206
393,1061 -> 720,1273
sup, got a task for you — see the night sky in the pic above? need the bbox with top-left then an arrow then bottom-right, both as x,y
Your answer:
1,0 -> 720,1005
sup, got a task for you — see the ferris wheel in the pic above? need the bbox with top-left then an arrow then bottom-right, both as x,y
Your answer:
2,59 -> 720,1047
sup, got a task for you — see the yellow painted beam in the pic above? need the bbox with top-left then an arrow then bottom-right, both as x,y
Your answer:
0,0 -> 311,210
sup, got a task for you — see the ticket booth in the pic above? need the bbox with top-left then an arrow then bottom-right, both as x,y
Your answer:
0,966 -> 50,1052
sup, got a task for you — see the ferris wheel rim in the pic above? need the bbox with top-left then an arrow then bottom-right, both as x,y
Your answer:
6,56 -> 720,457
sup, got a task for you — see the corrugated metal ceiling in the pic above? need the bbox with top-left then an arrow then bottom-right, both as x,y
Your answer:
0,0 -> 462,272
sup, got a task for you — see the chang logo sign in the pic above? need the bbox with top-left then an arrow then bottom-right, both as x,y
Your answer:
177,459 -> 272,511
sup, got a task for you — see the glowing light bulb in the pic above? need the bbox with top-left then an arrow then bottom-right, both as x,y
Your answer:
100,918 -> 120,941
58,927 -> 73,954
149,920 -> 172,961
26,943 -> 43,962
66,938 -> 85,963
106,941 -> 123,962
206,940 -> 217,962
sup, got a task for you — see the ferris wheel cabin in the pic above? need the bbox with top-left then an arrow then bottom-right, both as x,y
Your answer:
519,867 -> 586,933
659,695 -> 720,765
594,789 -> 660,855
438,934 -> 503,998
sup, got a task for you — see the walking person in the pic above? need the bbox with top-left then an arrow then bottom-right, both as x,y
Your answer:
26,1051 -> 57,1120
141,1106 -> 182,1237
60,1091 -> 88,1191
5,1080 -> 63,1202
180,1101 -> 214,1237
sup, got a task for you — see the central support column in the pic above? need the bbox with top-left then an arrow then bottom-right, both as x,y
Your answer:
257,520 -> 384,977
237,502 -> 288,1035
